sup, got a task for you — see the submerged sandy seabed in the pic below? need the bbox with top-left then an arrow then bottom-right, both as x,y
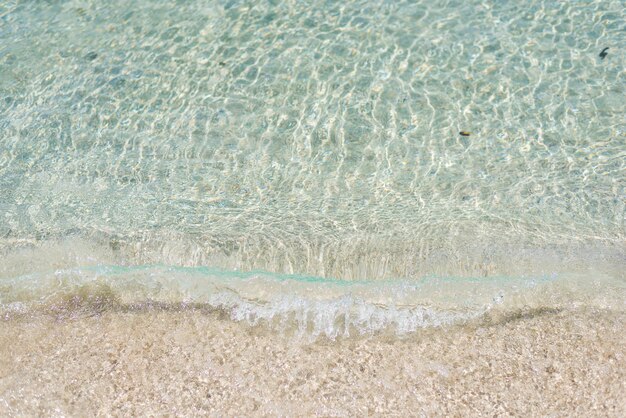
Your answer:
1,308 -> 624,417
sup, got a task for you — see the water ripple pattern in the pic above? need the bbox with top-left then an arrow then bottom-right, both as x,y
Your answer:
1,0 -> 625,280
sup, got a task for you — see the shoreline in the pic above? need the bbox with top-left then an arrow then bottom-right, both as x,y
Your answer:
1,307 -> 624,416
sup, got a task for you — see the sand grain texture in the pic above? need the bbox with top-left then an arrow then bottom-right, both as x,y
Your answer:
1,309 -> 624,417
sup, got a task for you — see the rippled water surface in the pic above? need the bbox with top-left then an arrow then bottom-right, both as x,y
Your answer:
1,0 -> 624,336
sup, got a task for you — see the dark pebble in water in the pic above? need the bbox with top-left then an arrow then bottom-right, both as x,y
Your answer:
218,61 -> 226,66
459,131 -> 471,136
599,47 -> 609,59
85,51 -> 98,61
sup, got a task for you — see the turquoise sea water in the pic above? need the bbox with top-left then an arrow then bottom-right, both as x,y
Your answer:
1,0 -> 624,337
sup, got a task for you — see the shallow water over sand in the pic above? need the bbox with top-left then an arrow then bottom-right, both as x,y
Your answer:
1,0 -> 625,336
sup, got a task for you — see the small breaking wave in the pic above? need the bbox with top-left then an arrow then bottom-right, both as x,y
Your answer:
2,263 -> 622,340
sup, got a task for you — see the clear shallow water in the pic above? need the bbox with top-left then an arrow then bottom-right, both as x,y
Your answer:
1,0 -> 624,336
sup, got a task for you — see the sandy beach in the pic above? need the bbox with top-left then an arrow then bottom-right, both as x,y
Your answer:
1,307 -> 624,416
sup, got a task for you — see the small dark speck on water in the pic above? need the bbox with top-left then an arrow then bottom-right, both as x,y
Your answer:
218,61 -> 226,66
85,51 -> 98,61
599,47 -> 609,60
459,131 -> 471,137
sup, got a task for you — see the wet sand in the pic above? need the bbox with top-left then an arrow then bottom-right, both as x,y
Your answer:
1,308 -> 624,416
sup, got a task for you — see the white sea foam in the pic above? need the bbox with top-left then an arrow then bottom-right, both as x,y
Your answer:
2,246 -> 623,339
